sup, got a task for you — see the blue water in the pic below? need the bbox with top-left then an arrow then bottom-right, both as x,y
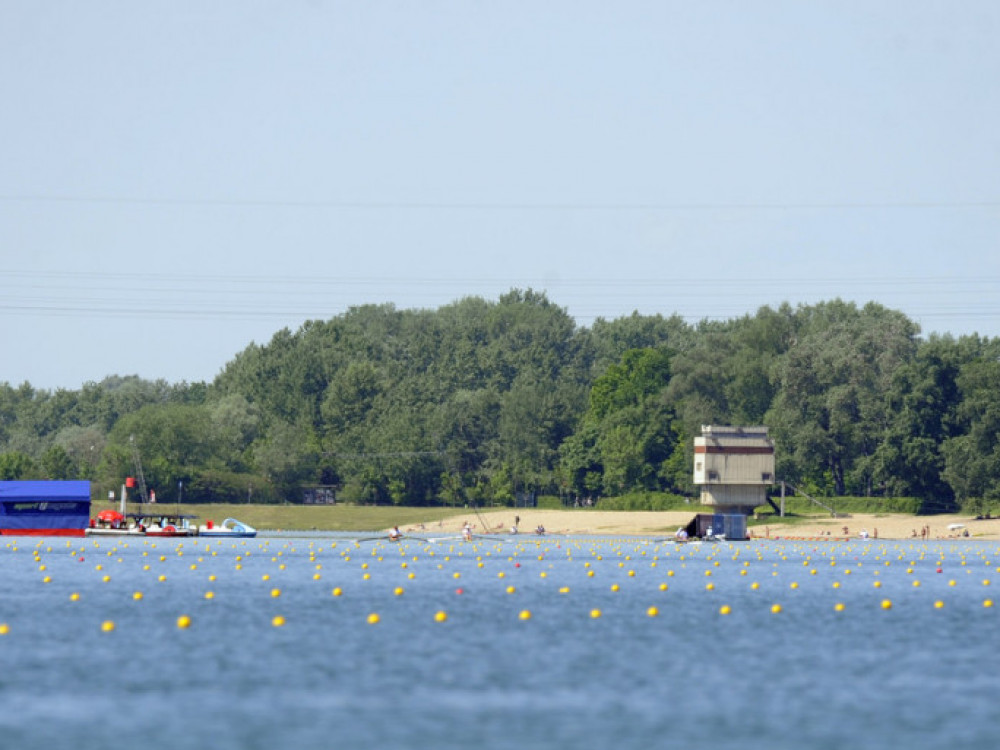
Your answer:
2,534 -> 1000,749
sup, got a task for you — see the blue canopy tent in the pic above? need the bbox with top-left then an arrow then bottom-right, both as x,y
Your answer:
0,480 -> 91,536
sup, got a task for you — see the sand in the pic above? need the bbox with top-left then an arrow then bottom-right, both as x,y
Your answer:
407,508 -> 1000,541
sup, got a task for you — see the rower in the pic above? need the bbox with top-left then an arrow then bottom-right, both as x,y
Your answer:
389,526 -> 402,541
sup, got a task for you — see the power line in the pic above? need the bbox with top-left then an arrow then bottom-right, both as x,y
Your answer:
1,194 -> 999,211
2,270 -> 999,331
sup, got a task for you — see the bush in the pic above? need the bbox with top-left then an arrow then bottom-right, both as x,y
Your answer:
536,495 -> 564,509
595,492 -> 692,511
957,497 -> 1000,517
182,470 -> 280,504
768,495 -> 922,515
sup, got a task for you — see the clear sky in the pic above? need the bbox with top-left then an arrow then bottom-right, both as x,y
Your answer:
2,1 -> 998,391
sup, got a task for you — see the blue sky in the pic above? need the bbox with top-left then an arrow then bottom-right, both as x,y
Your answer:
2,1 -> 998,390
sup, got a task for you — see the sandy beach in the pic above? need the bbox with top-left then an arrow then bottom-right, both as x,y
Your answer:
411,508 -> 1000,541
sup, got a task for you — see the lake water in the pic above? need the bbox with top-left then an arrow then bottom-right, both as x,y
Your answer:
2,533 -> 999,749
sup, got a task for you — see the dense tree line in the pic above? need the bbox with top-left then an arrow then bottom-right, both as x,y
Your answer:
2,291 -> 998,513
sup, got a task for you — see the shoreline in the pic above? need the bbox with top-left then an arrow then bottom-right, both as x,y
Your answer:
401,509 -> 1000,542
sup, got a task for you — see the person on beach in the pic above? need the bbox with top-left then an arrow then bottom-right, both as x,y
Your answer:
462,522 -> 473,541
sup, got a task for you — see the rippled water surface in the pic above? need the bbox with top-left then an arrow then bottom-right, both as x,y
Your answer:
2,533 -> 999,749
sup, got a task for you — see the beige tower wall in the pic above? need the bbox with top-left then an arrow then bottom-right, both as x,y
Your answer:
693,425 -> 775,512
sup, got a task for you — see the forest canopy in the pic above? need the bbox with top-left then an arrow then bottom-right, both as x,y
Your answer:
2,291 -> 998,514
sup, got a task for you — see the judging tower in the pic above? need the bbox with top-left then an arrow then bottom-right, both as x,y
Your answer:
693,425 -> 774,515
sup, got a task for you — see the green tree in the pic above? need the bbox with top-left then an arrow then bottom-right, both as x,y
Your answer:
941,341 -> 1000,504
766,301 -> 919,495
0,452 -> 37,480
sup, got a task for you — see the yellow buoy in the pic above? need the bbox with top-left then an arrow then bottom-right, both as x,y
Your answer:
270,588 -> 281,598
101,620 -> 115,632
205,591 -> 214,599
132,591 -> 143,601
518,610 -> 532,620
933,600 -> 945,609
770,604 -> 782,614
834,602 -> 845,612
332,587 -> 343,597
718,605 -> 731,616
272,615 -> 286,627
881,599 -> 893,610
367,613 -> 380,625
648,606 -> 660,617
590,609 -> 602,619
177,614 -> 192,629
434,611 -> 448,623
0,623 -> 9,635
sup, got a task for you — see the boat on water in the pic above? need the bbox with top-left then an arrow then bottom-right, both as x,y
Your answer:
86,476 -> 198,537
135,513 -> 198,537
198,517 -> 257,538
86,508 -> 145,537
0,480 -> 91,537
